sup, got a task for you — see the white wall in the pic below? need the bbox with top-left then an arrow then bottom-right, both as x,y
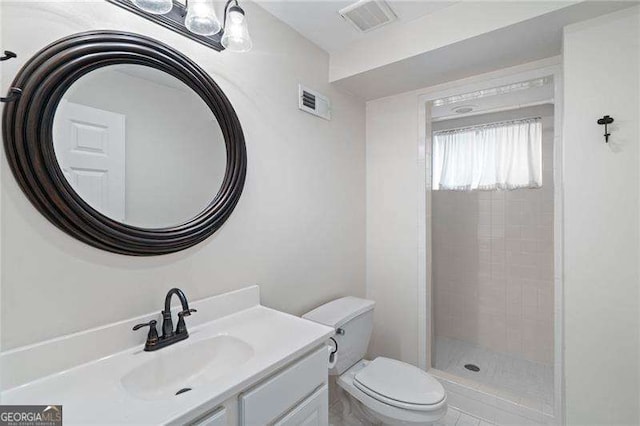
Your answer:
563,7 -> 640,425
0,0 -> 366,350
366,92 -> 421,364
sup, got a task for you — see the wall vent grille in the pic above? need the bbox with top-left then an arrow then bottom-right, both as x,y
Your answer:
339,0 -> 397,33
302,91 -> 316,110
298,85 -> 331,120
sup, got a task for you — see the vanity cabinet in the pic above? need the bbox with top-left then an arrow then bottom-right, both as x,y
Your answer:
181,346 -> 329,426
2,286 -> 334,426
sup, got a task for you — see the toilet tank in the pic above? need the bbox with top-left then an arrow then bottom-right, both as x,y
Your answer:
303,297 -> 375,375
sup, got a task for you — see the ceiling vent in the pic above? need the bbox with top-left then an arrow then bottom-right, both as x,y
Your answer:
299,85 -> 331,120
339,0 -> 397,33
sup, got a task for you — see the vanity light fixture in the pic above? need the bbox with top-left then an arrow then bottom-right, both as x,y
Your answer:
107,0 -> 252,52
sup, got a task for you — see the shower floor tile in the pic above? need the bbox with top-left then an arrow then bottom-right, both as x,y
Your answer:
434,336 -> 553,405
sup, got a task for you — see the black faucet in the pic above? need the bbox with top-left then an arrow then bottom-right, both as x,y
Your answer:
133,288 -> 197,351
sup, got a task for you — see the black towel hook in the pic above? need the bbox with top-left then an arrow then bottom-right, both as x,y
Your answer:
597,115 -> 614,143
0,50 -> 16,61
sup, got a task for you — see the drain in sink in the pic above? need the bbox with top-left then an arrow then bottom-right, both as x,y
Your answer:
176,387 -> 192,395
464,364 -> 480,372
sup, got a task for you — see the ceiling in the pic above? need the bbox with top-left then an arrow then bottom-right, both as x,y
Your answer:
256,1 -> 637,100
255,1 -> 459,53
331,1 -> 636,99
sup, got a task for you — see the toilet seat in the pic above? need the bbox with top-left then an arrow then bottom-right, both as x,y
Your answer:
337,359 -> 448,425
353,357 -> 446,411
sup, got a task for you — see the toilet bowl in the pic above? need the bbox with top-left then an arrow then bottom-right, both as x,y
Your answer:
303,297 -> 447,425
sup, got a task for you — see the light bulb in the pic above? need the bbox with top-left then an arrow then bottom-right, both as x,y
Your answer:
185,0 -> 222,36
229,9 -> 244,24
221,5 -> 252,53
132,0 -> 173,15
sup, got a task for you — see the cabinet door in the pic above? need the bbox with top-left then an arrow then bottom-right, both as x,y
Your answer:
239,347 -> 326,425
190,407 -> 227,426
274,384 -> 328,426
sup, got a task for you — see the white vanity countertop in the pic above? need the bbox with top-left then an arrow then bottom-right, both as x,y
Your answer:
2,305 -> 334,425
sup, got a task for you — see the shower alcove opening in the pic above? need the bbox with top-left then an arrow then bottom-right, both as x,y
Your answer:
417,64 -> 564,426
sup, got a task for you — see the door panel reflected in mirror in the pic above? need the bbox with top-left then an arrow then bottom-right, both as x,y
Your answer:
53,64 -> 226,229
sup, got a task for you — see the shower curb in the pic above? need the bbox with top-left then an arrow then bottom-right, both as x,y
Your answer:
431,369 -> 555,425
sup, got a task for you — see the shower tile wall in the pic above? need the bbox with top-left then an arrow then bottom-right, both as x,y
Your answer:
432,108 -> 554,365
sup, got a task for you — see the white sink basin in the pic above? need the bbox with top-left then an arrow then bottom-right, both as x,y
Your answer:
121,335 -> 254,400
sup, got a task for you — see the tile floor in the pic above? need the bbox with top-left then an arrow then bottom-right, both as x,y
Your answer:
329,402 -> 492,426
433,336 -> 553,406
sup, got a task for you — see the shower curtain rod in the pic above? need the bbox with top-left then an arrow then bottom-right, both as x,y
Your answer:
432,115 -> 542,135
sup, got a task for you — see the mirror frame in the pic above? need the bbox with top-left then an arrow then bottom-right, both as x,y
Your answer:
2,31 -> 247,256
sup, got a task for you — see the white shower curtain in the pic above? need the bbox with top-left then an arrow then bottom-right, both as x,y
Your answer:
432,118 -> 542,191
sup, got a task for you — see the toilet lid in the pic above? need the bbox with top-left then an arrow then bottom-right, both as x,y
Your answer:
354,357 -> 445,409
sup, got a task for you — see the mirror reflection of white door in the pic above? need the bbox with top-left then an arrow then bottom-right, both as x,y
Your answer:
54,100 -> 126,222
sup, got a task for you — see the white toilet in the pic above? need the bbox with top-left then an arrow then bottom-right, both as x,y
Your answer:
303,297 -> 447,425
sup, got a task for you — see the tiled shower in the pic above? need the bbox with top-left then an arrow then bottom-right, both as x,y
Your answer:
431,104 -> 555,406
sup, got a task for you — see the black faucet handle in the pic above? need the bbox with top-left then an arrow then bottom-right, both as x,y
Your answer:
133,319 -> 157,331
176,309 -> 196,335
133,320 -> 159,350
